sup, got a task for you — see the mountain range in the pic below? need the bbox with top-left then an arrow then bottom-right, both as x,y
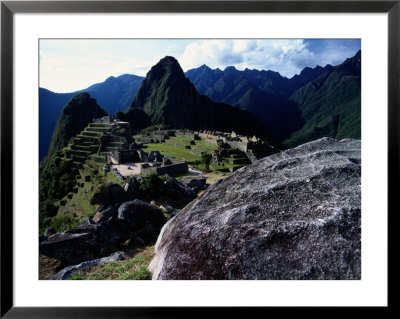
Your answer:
285,50 -> 361,146
39,75 -> 143,161
47,92 -> 107,159
185,63 -> 333,141
127,56 -> 272,140
39,50 -> 361,161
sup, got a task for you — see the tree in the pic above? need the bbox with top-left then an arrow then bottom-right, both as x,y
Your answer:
201,152 -> 212,171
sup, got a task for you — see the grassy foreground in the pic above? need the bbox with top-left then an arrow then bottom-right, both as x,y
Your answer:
69,246 -> 155,280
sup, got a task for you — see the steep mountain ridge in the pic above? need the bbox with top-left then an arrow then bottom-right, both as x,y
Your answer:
39,74 -> 144,161
47,92 -> 107,159
284,50 -> 361,147
40,51 -> 361,161
186,63 -> 334,141
128,56 -> 274,140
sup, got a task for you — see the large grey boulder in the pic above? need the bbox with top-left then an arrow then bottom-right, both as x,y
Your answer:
149,138 -> 361,280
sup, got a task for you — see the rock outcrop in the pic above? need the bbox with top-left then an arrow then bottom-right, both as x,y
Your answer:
180,176 -> 207,191
149,138 -> 361,280
118,200 -> 167,237
40,200 -> 166,265
90,183 -> 131,206
50,251 -> 129,280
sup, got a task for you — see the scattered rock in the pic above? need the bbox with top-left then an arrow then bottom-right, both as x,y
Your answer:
124,176 -> 140,198
160,204 -> 176,214
40,199 -> 167,265
75,217 -> 95,228
39,218 -> 131,265
149,138 -> 361,280
50,251 -> 129,280
118,200 -> 167,237
39,230 -> 97,265
132,236 -> 145,247
169,177 -> 197,198
166,210 -> 179,221
180,176 -> 206,191
92,204 -> 119,223
44,227 -> 56,237
90,183 -> 130,206
39,234 -> 47,243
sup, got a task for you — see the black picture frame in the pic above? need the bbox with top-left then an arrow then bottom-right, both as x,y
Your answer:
1,1 -> 396,317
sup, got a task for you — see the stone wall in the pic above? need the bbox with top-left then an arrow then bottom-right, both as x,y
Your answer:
176,130 -> 200,140
109,149 -> 140,164
140,160 -> 188,177
94,115 -> 115,123
225,140 -> 249,152
110,167 -> 126,181
135,137 -> 157,144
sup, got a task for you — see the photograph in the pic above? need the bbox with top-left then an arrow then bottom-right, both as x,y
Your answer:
38,38 -> 362,280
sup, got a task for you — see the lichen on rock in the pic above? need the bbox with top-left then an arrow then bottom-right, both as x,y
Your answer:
149,137 -> 361,280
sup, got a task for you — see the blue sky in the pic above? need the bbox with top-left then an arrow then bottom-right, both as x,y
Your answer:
40,39 -> 360,93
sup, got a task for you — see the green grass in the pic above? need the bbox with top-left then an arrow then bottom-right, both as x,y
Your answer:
69,246 -> 154,280
142,143 -> 201,163
191,139 -> 218,151
169,136 -> 193,143
51,214 -> 85,232
106,171 -> 124,185
141,138 -> 231,173
56,164 -> 124,219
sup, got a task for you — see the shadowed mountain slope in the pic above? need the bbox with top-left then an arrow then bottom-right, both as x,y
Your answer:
47,92 -> 107,159
39,74 -> 143,161
128,56 -> 274,141
284,50 -> 361,147
185,63 -> 334,141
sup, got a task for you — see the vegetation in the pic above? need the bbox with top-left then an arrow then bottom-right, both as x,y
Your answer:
39,156 -> 76,230
69,246 -> 154,280
39,75 -> 144,162
47,92 -> 107,159
50,214 -> 84,233
284,51 -> 361,147
141,124 -> 169,133
137,173 -> 168,201
128,56 -> 270,139
201,152 -> 212,171
142,143 -> 201,163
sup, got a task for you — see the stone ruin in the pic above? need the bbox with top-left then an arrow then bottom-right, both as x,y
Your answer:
140,157 -> 188,177
198,130 -> 278,161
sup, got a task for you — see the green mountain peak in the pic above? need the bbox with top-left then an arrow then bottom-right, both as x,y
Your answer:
47,92 -> 107,159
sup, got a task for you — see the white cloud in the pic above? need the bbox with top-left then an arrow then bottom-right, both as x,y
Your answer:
178,39 -> 320,77
39,39 -> 360,92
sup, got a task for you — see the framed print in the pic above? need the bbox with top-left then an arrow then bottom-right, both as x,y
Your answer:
1,0 -> 396,317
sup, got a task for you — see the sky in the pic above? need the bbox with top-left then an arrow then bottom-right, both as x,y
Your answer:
40,39 -> 361,93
